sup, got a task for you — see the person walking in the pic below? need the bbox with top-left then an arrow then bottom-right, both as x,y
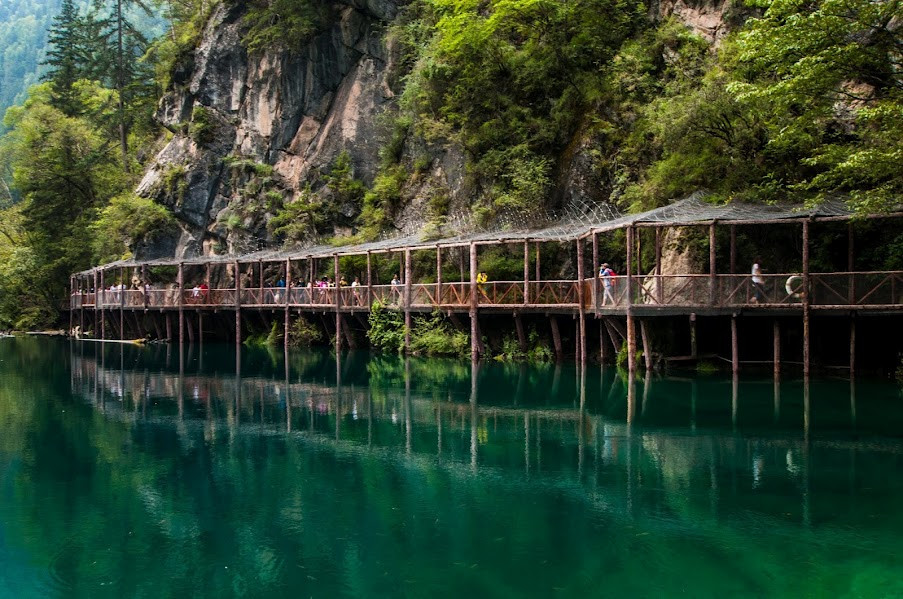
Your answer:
751,259 -> 766,303
599,263 -> 616,305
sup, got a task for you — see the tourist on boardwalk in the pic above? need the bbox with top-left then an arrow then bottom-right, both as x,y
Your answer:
351,276 -> 362,306
751,259 -> 765,303
599,263 -> 616,305
476,271 -> 488,300
391,274 -> 401,304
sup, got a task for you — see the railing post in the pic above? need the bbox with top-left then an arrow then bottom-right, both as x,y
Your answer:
364,251 -> 373,308
285,258 -> 291,353
655,226 -> 663,304
524,241 -> 530,305
178,262 -> 184,346
591,232 -> 599,314
802,219 -> 811,377
470,242 -> 480,360
709,222 -> 717,306
576,237 -> 587,365
258,259 -> 264,303
142,264 -> 148,310
626,226 -> 636,373
436,245 -> 443,308
100,268 -> 106,341
234,260 -> 242,347
119,267 -> 125,340
848,222 -> 854,305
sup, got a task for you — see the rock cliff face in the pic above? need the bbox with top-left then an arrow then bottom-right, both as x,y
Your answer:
136,0 -> 739,260
138,0 -> 413,258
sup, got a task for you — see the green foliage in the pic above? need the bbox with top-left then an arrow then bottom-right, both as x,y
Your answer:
269,185 -> 330,242
188,105 -> 216,146
359,165 -> 408,239
288,317 -> 323,347
91,193 -> 178,263
409,311 -> 469,357
366,299 -> 406,353
494,328 -> 553,362
241,0 -> 330,53
147,0 -> 219,91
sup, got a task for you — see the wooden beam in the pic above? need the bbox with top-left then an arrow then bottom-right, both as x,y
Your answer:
655,226 -> 663,304
709,222 -> 717,305
550,315 -> 563,361
849,316 -> 856,377
178,262 -> 185,346
773,319 -> 781,378
523,241 -> 530,305
729,225 -> 737,275
404,248 -> 412,351
437,245 -> 443,306
626,226 -> 637,373
802,220 -> 811,376
285,258 -> 291,353
591,232 -> 599,314
535,242 -> 541,283
640,319 -> 653,371
366,251 -> 373,308
576,238 -> 587,364
234,260 -> 242,347
514,313 -> 527,352
334,254 -> 342,353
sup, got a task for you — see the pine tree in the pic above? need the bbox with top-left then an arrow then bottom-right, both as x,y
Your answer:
42,0 -> 84,115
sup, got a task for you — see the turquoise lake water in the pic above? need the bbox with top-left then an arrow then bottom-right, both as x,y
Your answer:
1,338 -> 902,597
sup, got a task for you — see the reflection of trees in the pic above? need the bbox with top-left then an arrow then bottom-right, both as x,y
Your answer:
2,339 -> 903,596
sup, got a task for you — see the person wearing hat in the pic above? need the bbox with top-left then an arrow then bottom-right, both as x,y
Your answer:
598,263 -> 616,305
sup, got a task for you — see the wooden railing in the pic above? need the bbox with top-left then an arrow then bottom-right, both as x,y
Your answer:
71,272 -> 903,311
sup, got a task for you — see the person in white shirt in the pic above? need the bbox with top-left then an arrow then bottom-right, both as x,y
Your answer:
751,259 -> 765,303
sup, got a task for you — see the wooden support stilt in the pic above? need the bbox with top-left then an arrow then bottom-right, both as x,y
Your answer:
119,267 -> 125,340
626,226 -> 637,373
178,262 -> 185,346
604,319 -> 621,360
404,248 -> 412,351
469,243 -> 480,360
576,238 -> 587,365
640,319 -> 652,371
802,220 -> 811,376
153,313 -> 163,340
334,254 -> 342,353
165,311 -> 173,342
523,241 -> 530,305
186,312 -> 195,343
599,320 -> 606,363
199,312 -> 204,347
514,313 -> 527,352
550,315 -> 563,361
731,315 -> 739,374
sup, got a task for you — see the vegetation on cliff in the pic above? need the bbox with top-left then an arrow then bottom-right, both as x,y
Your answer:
0,0 -> 901,329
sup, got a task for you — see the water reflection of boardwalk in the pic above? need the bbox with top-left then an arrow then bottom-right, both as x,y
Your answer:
71,344 -> 896,530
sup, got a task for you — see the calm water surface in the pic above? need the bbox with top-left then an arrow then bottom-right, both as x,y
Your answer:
1,338 -> 902,597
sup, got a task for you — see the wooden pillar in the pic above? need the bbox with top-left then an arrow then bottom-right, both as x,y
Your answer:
459,248 -> 466,283
234,260 -> 242,347
773,319 -> 781,378
731,315 -> 739,374
186,312 -> 195,343
120,267 -> 126,340
690,313 -> 697,359
366,251 -> 373,308
848,223 -> 855,304
404,249 -> 412,351
469,243 -> 480,360
709,222 -> 717,305
576,238 -> 587,365
655,227 -> 663,303
141,264 -> 148,310
802,220 -> 811,376
285,258 -> 291,352
93,269 -> 99,337
198,311 -> 204,347
626,226 -> 637,373
165,311 -> 173,342
591,232 -> 599,313
729,225 -> 737,275
334,254 -> 342,352
640,319 -> 653,371
99,268 -> 106,340
178,262 -> 185,346
523,241 -> 530,305
436,245 -> 443,307
258,259 -> 264,294
310,257 -> 317,290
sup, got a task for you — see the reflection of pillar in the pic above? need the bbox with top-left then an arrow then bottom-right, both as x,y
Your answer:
436,400 -> 442,458
849,317 -> 856,378
178,342 -> 184,420
773,376 -> 781,423
627,369 -> 636,425
802,379 -> 811,528
336,351 -> 342,441
850,378 -> 857,427
470,359 -> 479,471
405,358 -> 412,454
234,344 -> 241,428
285,350 -> 291,433
367,389 -> 373,447
731,374 -> 739,429
642,374 -> 651,416
690,380 -> 697,432
578,366 -> 586,480
524,413 -> 530,476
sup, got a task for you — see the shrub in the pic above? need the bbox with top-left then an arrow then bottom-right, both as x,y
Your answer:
289,317 -> 323,347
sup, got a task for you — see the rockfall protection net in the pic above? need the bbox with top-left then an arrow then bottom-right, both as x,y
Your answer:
75,192 -> 861,276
